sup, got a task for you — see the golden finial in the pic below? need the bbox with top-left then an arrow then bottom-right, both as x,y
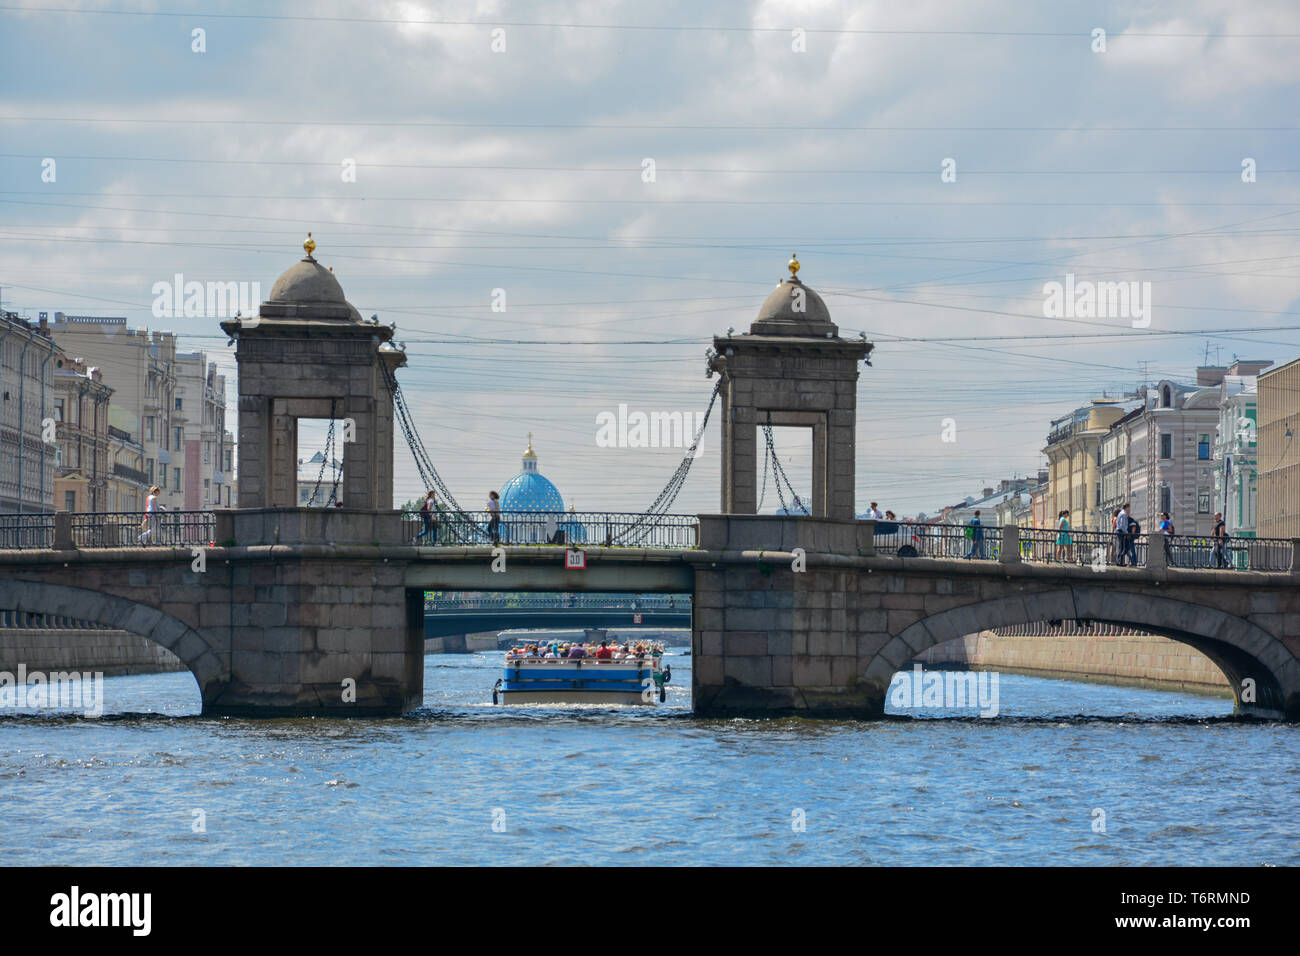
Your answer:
304,232 -> 316,258
523,432 -> 537,459
788,252 -> 800,278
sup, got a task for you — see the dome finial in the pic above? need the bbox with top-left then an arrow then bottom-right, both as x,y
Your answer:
788,252 -> 800,278
304,232 -> 316,259
523,432 -> 536,458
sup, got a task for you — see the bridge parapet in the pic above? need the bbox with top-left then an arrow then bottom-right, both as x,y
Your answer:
698,513 -> 876,555
214,508 -> 403,547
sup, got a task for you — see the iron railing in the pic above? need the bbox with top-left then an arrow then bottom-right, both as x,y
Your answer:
1016,528 -> 1147,568
871,521 -> 1003,561
71,510 -> 215,548
402,510 -> 700,549
426,595 -> 690,611
0,514 -> 55,550
1162,533 -> 1291,572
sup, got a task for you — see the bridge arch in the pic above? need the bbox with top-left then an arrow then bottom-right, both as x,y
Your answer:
879,586 -> 1300,718
0,579 -> 223,699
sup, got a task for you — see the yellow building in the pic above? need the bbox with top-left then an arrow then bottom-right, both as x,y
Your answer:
1257,357 -> 1300,538
1042,400 -> 1129,532
51,351 -> 112,512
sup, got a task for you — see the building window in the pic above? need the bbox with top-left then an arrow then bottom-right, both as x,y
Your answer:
53,399 -> 64,422
203,442 -> 210,464
1198,434 -> 1210,459
1159,485 -> 1171,514
64,491 -> 75,512
175,398 -> 183,411
1095,485 -> 1101,506
1159,433 -> 1173,459
174,427 -> 183,449
1161,385 -> 1173,408
145,417 -> 154,442
146,459 -> 154,483
174,467 -> 180,489
1198,490 -> 1210,514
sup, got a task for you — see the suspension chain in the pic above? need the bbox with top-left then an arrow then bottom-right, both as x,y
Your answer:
762,413 -> 809,516
612,377 -> 723,545
381,357 -> 723,546
306,399 -> 337,507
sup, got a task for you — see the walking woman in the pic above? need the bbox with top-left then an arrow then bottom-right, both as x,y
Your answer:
138,485 -> 162,545
414,489 -> 438,545
487,490 -> 501,546
1055,509 -> 1073,562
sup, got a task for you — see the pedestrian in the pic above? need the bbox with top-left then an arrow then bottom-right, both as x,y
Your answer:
1212,512 -> 1230,569
1055,509 -> 1073,562
866,502 -> 883,520
1124,512 -> 1140,567
1159,512 -> 1175,566
487,490 -> 501,546
138,485 -> 163,545
414,489 -> 438,545
1112,507 -> 1127,566
964,510 -> 985,559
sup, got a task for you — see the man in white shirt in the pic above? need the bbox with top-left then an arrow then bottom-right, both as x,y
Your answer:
1115,506 -> 1131,566
866,502 -> 883,520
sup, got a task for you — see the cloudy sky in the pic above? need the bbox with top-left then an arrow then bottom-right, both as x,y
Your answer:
2,0 -> 1299,517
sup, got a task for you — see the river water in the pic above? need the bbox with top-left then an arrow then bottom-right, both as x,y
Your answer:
1,653 -> 1295,866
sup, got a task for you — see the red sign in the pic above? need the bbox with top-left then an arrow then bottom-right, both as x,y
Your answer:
565,549 -> 586,569
633,613 -> 643,624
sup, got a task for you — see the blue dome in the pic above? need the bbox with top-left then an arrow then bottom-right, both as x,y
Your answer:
498,435 -> 565,513
500,472 -> 564,512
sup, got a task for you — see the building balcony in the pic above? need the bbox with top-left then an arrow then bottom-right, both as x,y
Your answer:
112,462 -> 150,485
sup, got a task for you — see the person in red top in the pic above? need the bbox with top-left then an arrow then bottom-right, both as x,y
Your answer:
594,641 -> 614,660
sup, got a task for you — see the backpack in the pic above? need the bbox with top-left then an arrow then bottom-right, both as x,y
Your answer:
1129,519 -> 1140,536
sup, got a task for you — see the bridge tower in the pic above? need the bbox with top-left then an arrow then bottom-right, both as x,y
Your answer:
220,235 -> 406,509
709,256 -> 872,519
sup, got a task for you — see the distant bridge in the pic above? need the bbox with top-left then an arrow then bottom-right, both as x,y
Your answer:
423,595 -> 692,638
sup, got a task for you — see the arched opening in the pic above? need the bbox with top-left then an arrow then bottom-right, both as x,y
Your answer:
876,588 -> 1298,719
0,580 -> 210,716
414,586 -> 692,711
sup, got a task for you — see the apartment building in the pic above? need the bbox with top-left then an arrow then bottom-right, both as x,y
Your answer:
175,352 -> 232,509
51,350 -> 112,513
0,311 -> 58,512
1257,357 -> 1300,538
50,315 -> 184,511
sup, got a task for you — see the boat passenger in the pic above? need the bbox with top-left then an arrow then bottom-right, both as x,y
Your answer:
566,643 -> 586,659
595,641 -> 613,660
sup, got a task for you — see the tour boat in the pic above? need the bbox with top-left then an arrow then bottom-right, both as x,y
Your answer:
492,644 -> 671,705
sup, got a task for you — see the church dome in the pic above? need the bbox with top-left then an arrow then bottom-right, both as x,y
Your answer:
499,435 -> 565,512
270,258 -> 348,305
750,254 -> 837,336
257,233 -> 362,322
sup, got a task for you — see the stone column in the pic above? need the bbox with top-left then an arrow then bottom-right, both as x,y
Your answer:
999,525 -> 1020,564
811,417 -> 827,517
1148,532 -> 1167,572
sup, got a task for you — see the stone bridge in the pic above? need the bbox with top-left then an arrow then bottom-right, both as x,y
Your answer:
0,509 -> 1296,719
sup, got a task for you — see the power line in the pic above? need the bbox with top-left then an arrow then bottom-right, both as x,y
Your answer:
4,153 -> 1296,176
4,116 -> 1299,132
6,6 -> 1300,38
